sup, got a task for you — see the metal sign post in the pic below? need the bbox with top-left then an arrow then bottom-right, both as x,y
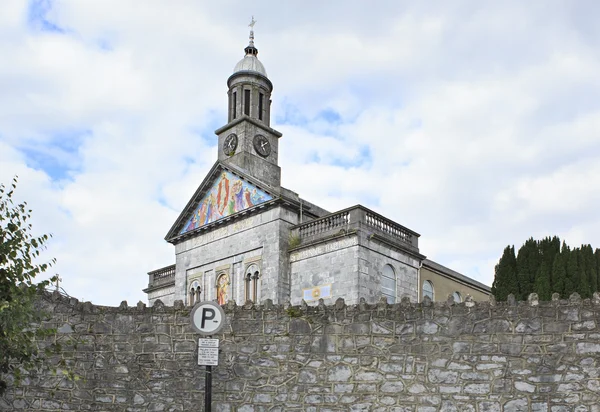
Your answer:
190,302 -> 226,412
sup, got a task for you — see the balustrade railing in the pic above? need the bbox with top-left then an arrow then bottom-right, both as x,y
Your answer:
296,209 -> 350,239
292,205 -> 418,249
148,264 -> 176,287
364,210 -> 413,245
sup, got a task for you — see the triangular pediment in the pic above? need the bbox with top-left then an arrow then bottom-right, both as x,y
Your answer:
165,162 -> 274,241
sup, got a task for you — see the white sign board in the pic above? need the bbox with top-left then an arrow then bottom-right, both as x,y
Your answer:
198,338 -> 219,366
190,301 -> 226,336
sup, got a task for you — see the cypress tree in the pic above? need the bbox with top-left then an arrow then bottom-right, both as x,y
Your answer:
492,245 -> 519,301
580,245 -> 595,298
552,247 -> 567,297
577,246 -> 589,298
565,248 -> 579,297
534,259 -> 551,300
539,236 -> 560,293
493,238 -> 599,301
516,238 -> 540,300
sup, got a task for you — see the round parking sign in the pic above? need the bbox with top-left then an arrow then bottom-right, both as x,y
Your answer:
190,301 -> 226,335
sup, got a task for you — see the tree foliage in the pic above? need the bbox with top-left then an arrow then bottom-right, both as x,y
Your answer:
492,236 -> 600,301
491,246 -> 518,301
0,177 -> 57,394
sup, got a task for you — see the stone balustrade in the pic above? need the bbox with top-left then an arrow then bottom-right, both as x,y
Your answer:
291,205 -> 419,251
146,264 -> 175,289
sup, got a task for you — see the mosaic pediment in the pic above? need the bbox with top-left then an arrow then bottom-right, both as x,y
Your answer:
180,170 -> 272,234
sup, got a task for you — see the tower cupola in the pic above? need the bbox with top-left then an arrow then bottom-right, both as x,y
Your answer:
227,17 -> 272,126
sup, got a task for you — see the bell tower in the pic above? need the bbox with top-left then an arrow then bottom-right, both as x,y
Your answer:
215,18 -> 282,189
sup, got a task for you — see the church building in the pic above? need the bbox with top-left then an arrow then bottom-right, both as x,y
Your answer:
143,26 -> 490,307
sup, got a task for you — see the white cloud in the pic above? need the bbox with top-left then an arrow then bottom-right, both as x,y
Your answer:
1,0 -> 599,305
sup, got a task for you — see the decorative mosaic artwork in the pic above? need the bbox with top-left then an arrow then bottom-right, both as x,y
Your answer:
180,171 -> 271,234
303,284 -> 332,301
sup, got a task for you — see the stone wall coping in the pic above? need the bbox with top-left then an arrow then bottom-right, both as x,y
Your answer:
45,290 -> 600,315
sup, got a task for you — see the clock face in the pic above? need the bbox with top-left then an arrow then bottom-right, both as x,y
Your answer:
253,134 -> 271,157
223,133 -> 238,156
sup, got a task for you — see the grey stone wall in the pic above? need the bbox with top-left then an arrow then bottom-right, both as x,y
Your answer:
289,232 -> 419,306
290,235 -> 361,305
2,292 -> 600,411
358,233 -> 419,304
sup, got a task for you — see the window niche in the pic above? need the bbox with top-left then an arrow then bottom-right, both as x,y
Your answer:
244,264 -> 260,303
216,273 -> 230,305
189,279 -> 202,306
381,264 -> 397,304
423,280 -> 434,301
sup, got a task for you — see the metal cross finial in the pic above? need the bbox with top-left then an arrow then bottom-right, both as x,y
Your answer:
55,274 -> 62,291
247,16 -> 257,48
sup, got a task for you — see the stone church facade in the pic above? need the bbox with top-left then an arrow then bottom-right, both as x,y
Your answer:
143,29 -> 490,307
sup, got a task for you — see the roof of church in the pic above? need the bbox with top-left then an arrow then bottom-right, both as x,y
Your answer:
422,259 -> 491,292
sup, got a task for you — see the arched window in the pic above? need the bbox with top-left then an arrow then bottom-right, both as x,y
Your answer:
189,280 -> 201,306
453,291 -> 462,303
244,264 -> 260,303
381,264 -> 396,303
423,280 -> 434,301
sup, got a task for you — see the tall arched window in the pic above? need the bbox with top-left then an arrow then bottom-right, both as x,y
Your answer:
453,291 -> 462,303
381,264 -> 396,304
423,280 -> 434,301
244,264 -> 260,302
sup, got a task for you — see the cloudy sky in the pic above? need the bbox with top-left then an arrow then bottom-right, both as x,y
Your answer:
1,1 -> 599,306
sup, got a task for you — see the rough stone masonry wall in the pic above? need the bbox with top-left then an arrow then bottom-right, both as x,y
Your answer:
2,292 -> 600,411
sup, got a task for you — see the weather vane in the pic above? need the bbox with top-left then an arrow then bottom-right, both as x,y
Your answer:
249,16 -> 256,29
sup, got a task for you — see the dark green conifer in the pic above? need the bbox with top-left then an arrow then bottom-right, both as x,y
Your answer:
580,245 -> 596,298
539,236 -> 560,293
565,248 -> 579,297
551,242 -> 569,297
492,245 -> 519,301
516,238 -> 540,300
534,259 -> 551,300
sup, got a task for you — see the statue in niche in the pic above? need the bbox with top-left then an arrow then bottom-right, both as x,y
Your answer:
216,273 -> 230,305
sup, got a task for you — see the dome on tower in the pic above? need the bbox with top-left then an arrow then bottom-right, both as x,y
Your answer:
233,55 -> 267,77
232,17 -> 268,77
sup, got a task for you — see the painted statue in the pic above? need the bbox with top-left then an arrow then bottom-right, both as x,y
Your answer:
233,181 -> 245,211
244,188 -> 253,208
216,274 -> 229,305
216,172 -> 230,215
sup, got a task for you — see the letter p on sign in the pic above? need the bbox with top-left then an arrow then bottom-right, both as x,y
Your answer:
191,301 -> 226,335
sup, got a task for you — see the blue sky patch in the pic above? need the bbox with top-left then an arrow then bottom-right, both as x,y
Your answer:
330,145 -> 372,169
317,108 -> 341,124
190,110 -> 224,146
28,0 -> 66,33
19,128 -> 91,181
21,146 -> 73,181
96,38 -> 114,52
